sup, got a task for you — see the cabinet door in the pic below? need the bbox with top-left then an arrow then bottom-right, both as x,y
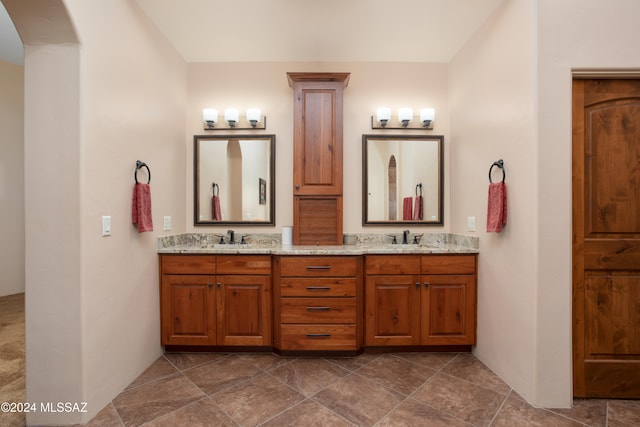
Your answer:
217,275 -> 272,346
161,275 -> 216,346
365,275 -> 421,346
421,275 -> 476,345
292,81 -> 344,196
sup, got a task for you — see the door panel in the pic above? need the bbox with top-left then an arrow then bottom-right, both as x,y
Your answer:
217,275 -> 271,346
422,275 -> 476,345
573,78 -> 640,398
160,275 -> 216,346
364,275 -> 420,346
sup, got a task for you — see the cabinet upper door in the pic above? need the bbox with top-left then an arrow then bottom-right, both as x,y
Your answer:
289,74 -> 348,195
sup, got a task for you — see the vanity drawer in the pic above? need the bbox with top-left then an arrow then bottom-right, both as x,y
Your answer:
365,255 -> 421,275
217,255 -> 271,274
279,256 -> 358,277
280,278 -> 357,297
161,255 -> 216,275
421,255 -> 476,275
279,324 -> 357,351
280,298 -> 356,324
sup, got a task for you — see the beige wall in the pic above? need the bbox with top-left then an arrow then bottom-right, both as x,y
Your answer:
9,0 -> 188,423
187,62 -> 451,235
0,59 -> 24,297
450,0 -> 541,404
536,0 -> 640,407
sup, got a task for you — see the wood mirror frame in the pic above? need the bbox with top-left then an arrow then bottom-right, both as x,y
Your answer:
362,134 -> 443,225
194,134 -> 275,225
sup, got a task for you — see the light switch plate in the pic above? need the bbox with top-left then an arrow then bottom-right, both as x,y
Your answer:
102,216 -> 111,236
163,216 -> 171,231
467,216 -> 476,232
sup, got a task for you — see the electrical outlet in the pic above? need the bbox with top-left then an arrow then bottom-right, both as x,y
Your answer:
102,216 -> 111,236
163,216 -> 171,231
467,216 -> 476,232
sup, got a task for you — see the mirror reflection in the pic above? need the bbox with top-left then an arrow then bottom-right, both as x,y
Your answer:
363,134 -> 443,225
194,134 -> 275,225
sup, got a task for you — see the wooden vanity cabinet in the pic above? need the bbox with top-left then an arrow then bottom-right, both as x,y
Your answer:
160,254 -> 272,347
274,256 -> 363,351
287,72 -> 350,245
364,254 -> 477,347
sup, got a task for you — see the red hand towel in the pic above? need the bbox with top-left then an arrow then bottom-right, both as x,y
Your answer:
403,197 -> 413,220
212,195 -> 222,221
486,182 -> 507,232
132,183 -> 153,233
413,195 -> 423,220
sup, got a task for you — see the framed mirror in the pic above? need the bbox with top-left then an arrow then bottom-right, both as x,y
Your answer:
362,134 -> 443,225
194,134 -> 275,225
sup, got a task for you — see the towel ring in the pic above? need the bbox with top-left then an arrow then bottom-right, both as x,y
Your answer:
212,182 -> 219,196
488,159 -> 505,183
415,183 -> 423,196
135,160 -> 151,184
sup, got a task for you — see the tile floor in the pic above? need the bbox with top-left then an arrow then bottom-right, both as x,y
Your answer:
84,351 -> 640,427
2,293 -> 640,426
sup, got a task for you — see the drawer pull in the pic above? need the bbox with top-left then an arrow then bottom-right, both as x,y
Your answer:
306,306 -> 331,311
306,286 -> 331,291
306,333 -> 331,338
306,265 -> 331,270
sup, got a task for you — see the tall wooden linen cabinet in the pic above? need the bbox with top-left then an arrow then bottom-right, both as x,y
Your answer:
287,72 -> 350,245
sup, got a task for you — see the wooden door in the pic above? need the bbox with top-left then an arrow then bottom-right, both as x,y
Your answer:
160,275 -> 216,346
364,275 -> 421,345
573,78 -> 640,398
217,275 -> 271,346
421,275 -> 476,345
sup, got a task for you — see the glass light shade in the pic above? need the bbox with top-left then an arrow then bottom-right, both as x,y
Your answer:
376,107 -> 391,122
246,108 -> 261,123
420,108 -> 435,122
224,108 -> 239,123
203,108 -> 218,123
398,108 -> 413,123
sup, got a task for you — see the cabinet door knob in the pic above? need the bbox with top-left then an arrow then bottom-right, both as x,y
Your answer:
424,282 -> 429,288
217,283 -> 221,289
295,184 -> 300,190
415,282 -> 420,288
208,283 -> 213,289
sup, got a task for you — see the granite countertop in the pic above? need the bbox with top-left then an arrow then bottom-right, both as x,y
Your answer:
157,233 -> 479,255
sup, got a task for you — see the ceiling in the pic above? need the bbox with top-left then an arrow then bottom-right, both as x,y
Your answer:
1,0 -> 504,65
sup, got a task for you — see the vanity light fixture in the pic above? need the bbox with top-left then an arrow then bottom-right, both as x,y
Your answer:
246,108 -> 261,128
420,108 -> 435,128
224,108 -> 239,127
398,108 -> 413,127
376,107 -> 391,127
371,106 -> 435,130
202,107 -> 267,130
203,109 -> 218,129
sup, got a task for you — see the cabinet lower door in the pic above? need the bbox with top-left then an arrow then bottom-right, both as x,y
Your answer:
161,275 -> 216,346
365,275 -> 421,346
217,275 -> 272,346
421,275 -> 476,345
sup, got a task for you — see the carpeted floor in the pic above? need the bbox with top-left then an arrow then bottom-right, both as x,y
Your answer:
0,293 -> 25,427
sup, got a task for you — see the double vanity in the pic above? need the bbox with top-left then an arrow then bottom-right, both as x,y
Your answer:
158,233 -> 478,355
174,72 -> 475,355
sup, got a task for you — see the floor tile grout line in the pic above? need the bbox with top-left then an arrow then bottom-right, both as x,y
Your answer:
487,388 -> 513,426
137,395 -> 210,427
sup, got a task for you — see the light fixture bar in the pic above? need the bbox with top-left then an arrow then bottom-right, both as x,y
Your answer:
371,115 -> 433,130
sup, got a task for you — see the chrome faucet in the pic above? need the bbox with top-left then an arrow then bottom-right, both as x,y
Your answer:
403,230 -> 410,244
